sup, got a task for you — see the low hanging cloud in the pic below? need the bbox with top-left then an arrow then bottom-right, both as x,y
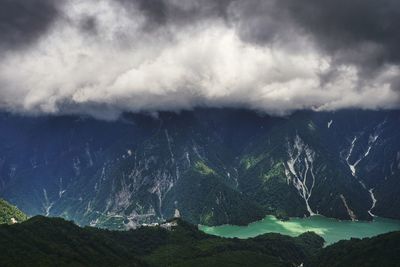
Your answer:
0,0 -> 399,119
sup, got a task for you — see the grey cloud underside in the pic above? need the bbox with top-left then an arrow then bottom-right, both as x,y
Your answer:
285,0 -> 400,63
0,0 -> 399,119
281,0 -> 400,80
4,0 -> 400,65
114,0 -> 400,67
0,0 -> 60,50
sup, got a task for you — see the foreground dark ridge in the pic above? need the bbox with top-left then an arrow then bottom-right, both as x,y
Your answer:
0,216 -> 399,267
306,231 -> 400,267
0,216 -> 323,267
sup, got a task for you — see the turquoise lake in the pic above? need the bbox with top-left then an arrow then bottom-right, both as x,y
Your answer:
199,215 -> 400,245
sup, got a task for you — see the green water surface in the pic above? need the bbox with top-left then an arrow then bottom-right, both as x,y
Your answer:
199,215 -> 400,245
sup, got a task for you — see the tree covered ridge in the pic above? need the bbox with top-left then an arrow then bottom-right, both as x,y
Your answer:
0,215 -> 323,267
0,215 -> 398,267
0,199 -> 28,224
306,231 -> 400,267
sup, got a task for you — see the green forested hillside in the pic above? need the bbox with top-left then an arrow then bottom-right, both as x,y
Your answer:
0,215 -> 398,267
0,216 -> 323,267
306,231 -> 400,267
0,199 -> 28,224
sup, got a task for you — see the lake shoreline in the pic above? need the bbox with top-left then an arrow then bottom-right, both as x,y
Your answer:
199,215 -> 400,245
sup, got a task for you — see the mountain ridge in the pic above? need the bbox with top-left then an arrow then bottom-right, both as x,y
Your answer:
0,109 -> 399,229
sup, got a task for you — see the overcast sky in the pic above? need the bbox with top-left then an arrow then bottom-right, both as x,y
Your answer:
0,0 -> 399,119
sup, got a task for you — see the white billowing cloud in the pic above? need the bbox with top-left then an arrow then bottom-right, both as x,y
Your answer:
0,0 -> 398,119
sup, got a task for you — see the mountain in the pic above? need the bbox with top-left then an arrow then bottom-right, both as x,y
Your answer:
0,199 -> 27,224
0,216 -> 323,267
0,109 -> 399,229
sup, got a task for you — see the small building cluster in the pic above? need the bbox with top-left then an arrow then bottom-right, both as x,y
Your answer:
140,209 -> 181,231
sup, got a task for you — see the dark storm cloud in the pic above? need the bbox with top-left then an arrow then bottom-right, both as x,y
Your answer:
79,15 -> 98,34
279,0 -> 400,69
116,0 -> 167,25
226,0 -> 291,45
2,0 -> 400,68
0,0 -> 62,50
116,0 -> 233,29
0,0 -> 399,119
222,0 -> 400,91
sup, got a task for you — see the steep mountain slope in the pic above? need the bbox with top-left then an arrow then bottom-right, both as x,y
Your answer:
0,199 -> 27,224
0,216 -> 324,267
0,109 -> 399,228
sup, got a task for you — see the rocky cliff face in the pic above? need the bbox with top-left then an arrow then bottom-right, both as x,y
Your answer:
0,109 -> 399,229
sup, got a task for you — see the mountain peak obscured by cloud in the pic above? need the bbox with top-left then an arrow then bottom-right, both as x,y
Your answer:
0,0 -> 399,119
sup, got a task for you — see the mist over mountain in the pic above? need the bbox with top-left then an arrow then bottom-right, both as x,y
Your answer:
0,0 -> 399,119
